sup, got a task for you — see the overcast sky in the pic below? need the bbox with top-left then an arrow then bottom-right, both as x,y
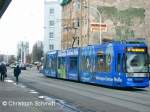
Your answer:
0,0 -> 55,55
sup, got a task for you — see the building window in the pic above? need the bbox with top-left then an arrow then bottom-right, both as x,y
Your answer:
49,44 -> 54,50
49,8 -> 54,15
76,0 -> 81,9
49,20 -> 54,26
49,32 -> 54,38
74,0 -> 80,11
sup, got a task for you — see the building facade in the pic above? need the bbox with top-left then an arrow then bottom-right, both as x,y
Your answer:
44,1 -> 62,53
17,41 -> 29,64
60,0 -> 150,53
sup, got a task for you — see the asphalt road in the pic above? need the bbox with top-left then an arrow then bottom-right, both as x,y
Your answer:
7,67 -> 150,112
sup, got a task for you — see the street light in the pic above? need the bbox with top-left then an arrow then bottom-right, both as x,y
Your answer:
83,5 -> 102,44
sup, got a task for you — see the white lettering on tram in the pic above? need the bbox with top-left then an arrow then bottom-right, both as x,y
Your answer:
96,77 -> 122,83
96,77 -> 113,82
114,77 -> 122,83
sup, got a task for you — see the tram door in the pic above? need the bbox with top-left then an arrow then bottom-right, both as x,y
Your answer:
113,53 -> 124,87
68,56 -> 78,81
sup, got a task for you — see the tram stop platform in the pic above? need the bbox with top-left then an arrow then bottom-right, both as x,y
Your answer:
0,77 -> 77,112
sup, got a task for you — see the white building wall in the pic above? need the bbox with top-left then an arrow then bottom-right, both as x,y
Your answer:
44,1 -> 62,53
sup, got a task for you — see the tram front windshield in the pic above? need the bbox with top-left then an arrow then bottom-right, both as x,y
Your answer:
126,53 -> 148,73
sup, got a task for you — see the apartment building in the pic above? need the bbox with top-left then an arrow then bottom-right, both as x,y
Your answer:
44,1 -> 62,53
60,0 -> 150,52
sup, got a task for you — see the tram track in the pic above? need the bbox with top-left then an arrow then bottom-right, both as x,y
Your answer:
29,79 -> 150,107
20,78 -> 150,112
40,79 -> 150,107
25,73 -> 150,107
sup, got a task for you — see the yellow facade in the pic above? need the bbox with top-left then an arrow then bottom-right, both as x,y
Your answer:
61,0 -> 150,52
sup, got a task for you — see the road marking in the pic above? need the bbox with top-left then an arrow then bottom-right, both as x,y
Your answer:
28,90 -> 39,94
5,79 -> 14,83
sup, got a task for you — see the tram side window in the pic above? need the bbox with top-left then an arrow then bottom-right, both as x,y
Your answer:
80,56 -> 83,71
44,55 -> 48,69
51,56 -> 57,70
117,53 -> 121,72
105,54 -> 111,72
48,58 -> 52,69
97,54 -> 106,72
81,56 -> 91,72
58,57 -> 65,69
123,53 -> 126,72
70,57 -> 77,71
81,56 -> 87,71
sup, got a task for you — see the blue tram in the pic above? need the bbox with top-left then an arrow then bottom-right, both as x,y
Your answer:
43,51 -> 58,77
43,41 -> 149,88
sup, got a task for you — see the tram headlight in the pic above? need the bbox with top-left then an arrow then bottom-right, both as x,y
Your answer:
126,73 -> 133,77
127,73 -> 149,77
144,73 -> 149,77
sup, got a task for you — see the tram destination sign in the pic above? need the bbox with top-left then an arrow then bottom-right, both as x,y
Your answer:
126,47 -> 147,53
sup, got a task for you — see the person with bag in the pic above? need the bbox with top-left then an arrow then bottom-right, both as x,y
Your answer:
0,63 -> 7,82
14,65 -> 21,83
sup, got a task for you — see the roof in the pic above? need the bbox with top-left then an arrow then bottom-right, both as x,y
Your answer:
0,0 -> 11,18
58,0 -> 71,6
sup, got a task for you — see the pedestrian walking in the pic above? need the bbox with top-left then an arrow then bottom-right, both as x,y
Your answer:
14,65 -> 21,83
0,63 -> 7,82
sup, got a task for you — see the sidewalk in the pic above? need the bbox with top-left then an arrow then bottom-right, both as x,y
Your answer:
0,78 -> 61,112
0,77 -> 82,112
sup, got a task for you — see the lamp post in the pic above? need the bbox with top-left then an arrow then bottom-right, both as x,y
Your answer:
83,5 -> 102,44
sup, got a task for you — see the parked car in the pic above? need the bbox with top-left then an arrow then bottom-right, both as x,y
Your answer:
20,64 -> 26,70
26,63 -> 33,68
33,61 -> 40,65
10,64 -> 16,68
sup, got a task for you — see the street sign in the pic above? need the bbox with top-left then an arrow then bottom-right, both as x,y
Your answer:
90,23 -> 107,32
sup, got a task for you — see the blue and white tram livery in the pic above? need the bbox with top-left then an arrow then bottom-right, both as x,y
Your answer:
80,42 -> 149,88
43,41 -> 149,88
43,51 -> 58,77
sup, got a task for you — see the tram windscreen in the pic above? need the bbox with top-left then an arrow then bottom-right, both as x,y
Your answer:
126,53 -> 148,73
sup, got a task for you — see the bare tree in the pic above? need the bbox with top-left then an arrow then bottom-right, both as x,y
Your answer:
8,55 -> 16,64
32,41 -> 43,63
